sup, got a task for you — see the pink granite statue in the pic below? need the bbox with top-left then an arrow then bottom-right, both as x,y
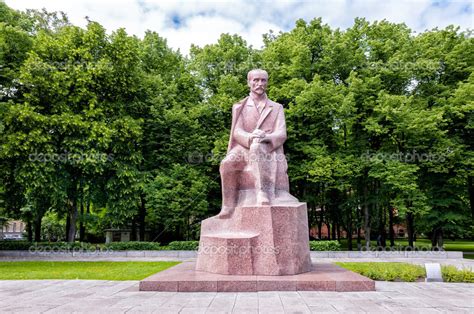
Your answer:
196,69 -> 312,276
218,69 -> 299,218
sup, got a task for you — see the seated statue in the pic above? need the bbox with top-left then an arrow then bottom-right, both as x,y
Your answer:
196,69 -> 311,276
218,69 -> 298,218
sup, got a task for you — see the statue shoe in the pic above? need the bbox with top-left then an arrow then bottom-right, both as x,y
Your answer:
217,206 -> 234,219
257,191 -> 270,205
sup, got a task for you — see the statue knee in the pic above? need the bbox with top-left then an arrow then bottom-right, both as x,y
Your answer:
220,159 -> 229,173
220,157 -> 236,173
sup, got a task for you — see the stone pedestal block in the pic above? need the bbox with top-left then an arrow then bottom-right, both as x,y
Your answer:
196,203 -> 311,276
196,233 -> 258,275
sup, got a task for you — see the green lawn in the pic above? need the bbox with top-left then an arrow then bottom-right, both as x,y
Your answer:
338,238 -> 474,252
0,261 -> 180,280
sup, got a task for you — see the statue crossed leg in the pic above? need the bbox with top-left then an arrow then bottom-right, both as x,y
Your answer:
218,139 -> 273,218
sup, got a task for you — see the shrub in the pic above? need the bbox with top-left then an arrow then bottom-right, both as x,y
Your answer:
0,240 -> 202,251
336,262 -> 426,282
442,265 -> 474,283
0,241 -> 97,251
41,211 -> 66,242
166,241 -> 199,250
104,241 -> 161,251
309,240 -> 341,251
0,241 -> 32,250
38,242 -> 96,250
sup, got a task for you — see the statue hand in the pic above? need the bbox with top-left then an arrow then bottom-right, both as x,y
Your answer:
250,129 -> 266,144
252,129 -> 266,137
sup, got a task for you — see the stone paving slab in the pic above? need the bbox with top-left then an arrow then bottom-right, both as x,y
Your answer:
139,261 -> 375,292
0,280 -> 472,313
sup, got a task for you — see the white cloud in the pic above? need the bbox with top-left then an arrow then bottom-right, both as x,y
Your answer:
5,0 -> 473,55
161,15 -> 244,53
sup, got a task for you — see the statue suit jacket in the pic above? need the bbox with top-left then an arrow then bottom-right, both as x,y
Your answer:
226,96 -> 290,192
227,96 -> 287,152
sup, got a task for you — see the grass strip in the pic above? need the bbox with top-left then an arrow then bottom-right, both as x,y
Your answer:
0,261 -> 179,280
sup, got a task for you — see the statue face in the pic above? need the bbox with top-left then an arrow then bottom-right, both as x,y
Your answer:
248,71 -> 268,96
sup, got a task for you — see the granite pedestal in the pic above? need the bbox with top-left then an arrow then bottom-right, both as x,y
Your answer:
196,203 -> 312,275
139,261 -> 375,292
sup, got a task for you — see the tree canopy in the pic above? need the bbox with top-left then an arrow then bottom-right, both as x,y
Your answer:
1,3 -> 472,247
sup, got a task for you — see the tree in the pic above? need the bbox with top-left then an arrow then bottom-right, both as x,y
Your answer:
145,164 -> 211,241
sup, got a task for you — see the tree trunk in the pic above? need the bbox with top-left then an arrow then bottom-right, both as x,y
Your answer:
438,229 -> 444,248
67,197 -> 77,243
85,200 -> 90,240
388,206 -> 395,247
331,221 -> 336,240
130,217 -> 137,241
406,211 -> 414,248
357,227 -> 361,250
431,227 -> 444,250
139,194 -> 146,241
363,183 -> 370,250
26,218 -> 33,242
326,221 -> 331,240
469,176 -> 474,219
379,225 -> 387,248
65,213 -> 70,242
431,227 -> 439,249
318,205 -> 323,239
79,198 -> 85,242
347,208 -> 353,251
336,222 -> 341,241
34,213 -> 42,242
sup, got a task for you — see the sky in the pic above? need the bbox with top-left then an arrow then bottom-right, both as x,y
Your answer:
5,0 -> 473,55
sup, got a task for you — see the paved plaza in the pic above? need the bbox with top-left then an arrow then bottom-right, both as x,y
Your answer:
0,279 -> 472,313
0,255 -> 473,313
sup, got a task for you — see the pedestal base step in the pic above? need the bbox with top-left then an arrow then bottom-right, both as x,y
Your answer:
140,261 -> 375,292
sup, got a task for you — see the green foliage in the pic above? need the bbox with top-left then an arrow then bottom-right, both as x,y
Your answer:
0,241 -> 96,250
338,238 -> 474,252
104,241 -> 161,251
41,211 -> 66,241
167,241 -> 199,250
0,2 -> 472,245
0,240 -> 200,251
309,240 -> 341,251
0,241 -> 32,250
145,164 -> 211,241
442,265 -> 474,283
336,262 -> 426,282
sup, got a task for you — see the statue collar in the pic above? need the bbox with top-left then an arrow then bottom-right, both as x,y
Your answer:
247,94 -> 268,107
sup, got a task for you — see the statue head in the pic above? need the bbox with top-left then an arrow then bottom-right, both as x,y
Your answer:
247,69 -> 268,96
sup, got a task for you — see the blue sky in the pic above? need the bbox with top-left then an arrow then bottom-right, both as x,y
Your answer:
6,0 -> 473,55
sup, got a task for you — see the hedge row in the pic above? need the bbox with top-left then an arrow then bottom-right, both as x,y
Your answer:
0,240 -> 339,251
309,240 -> 341,251
0,241 -> 97,250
